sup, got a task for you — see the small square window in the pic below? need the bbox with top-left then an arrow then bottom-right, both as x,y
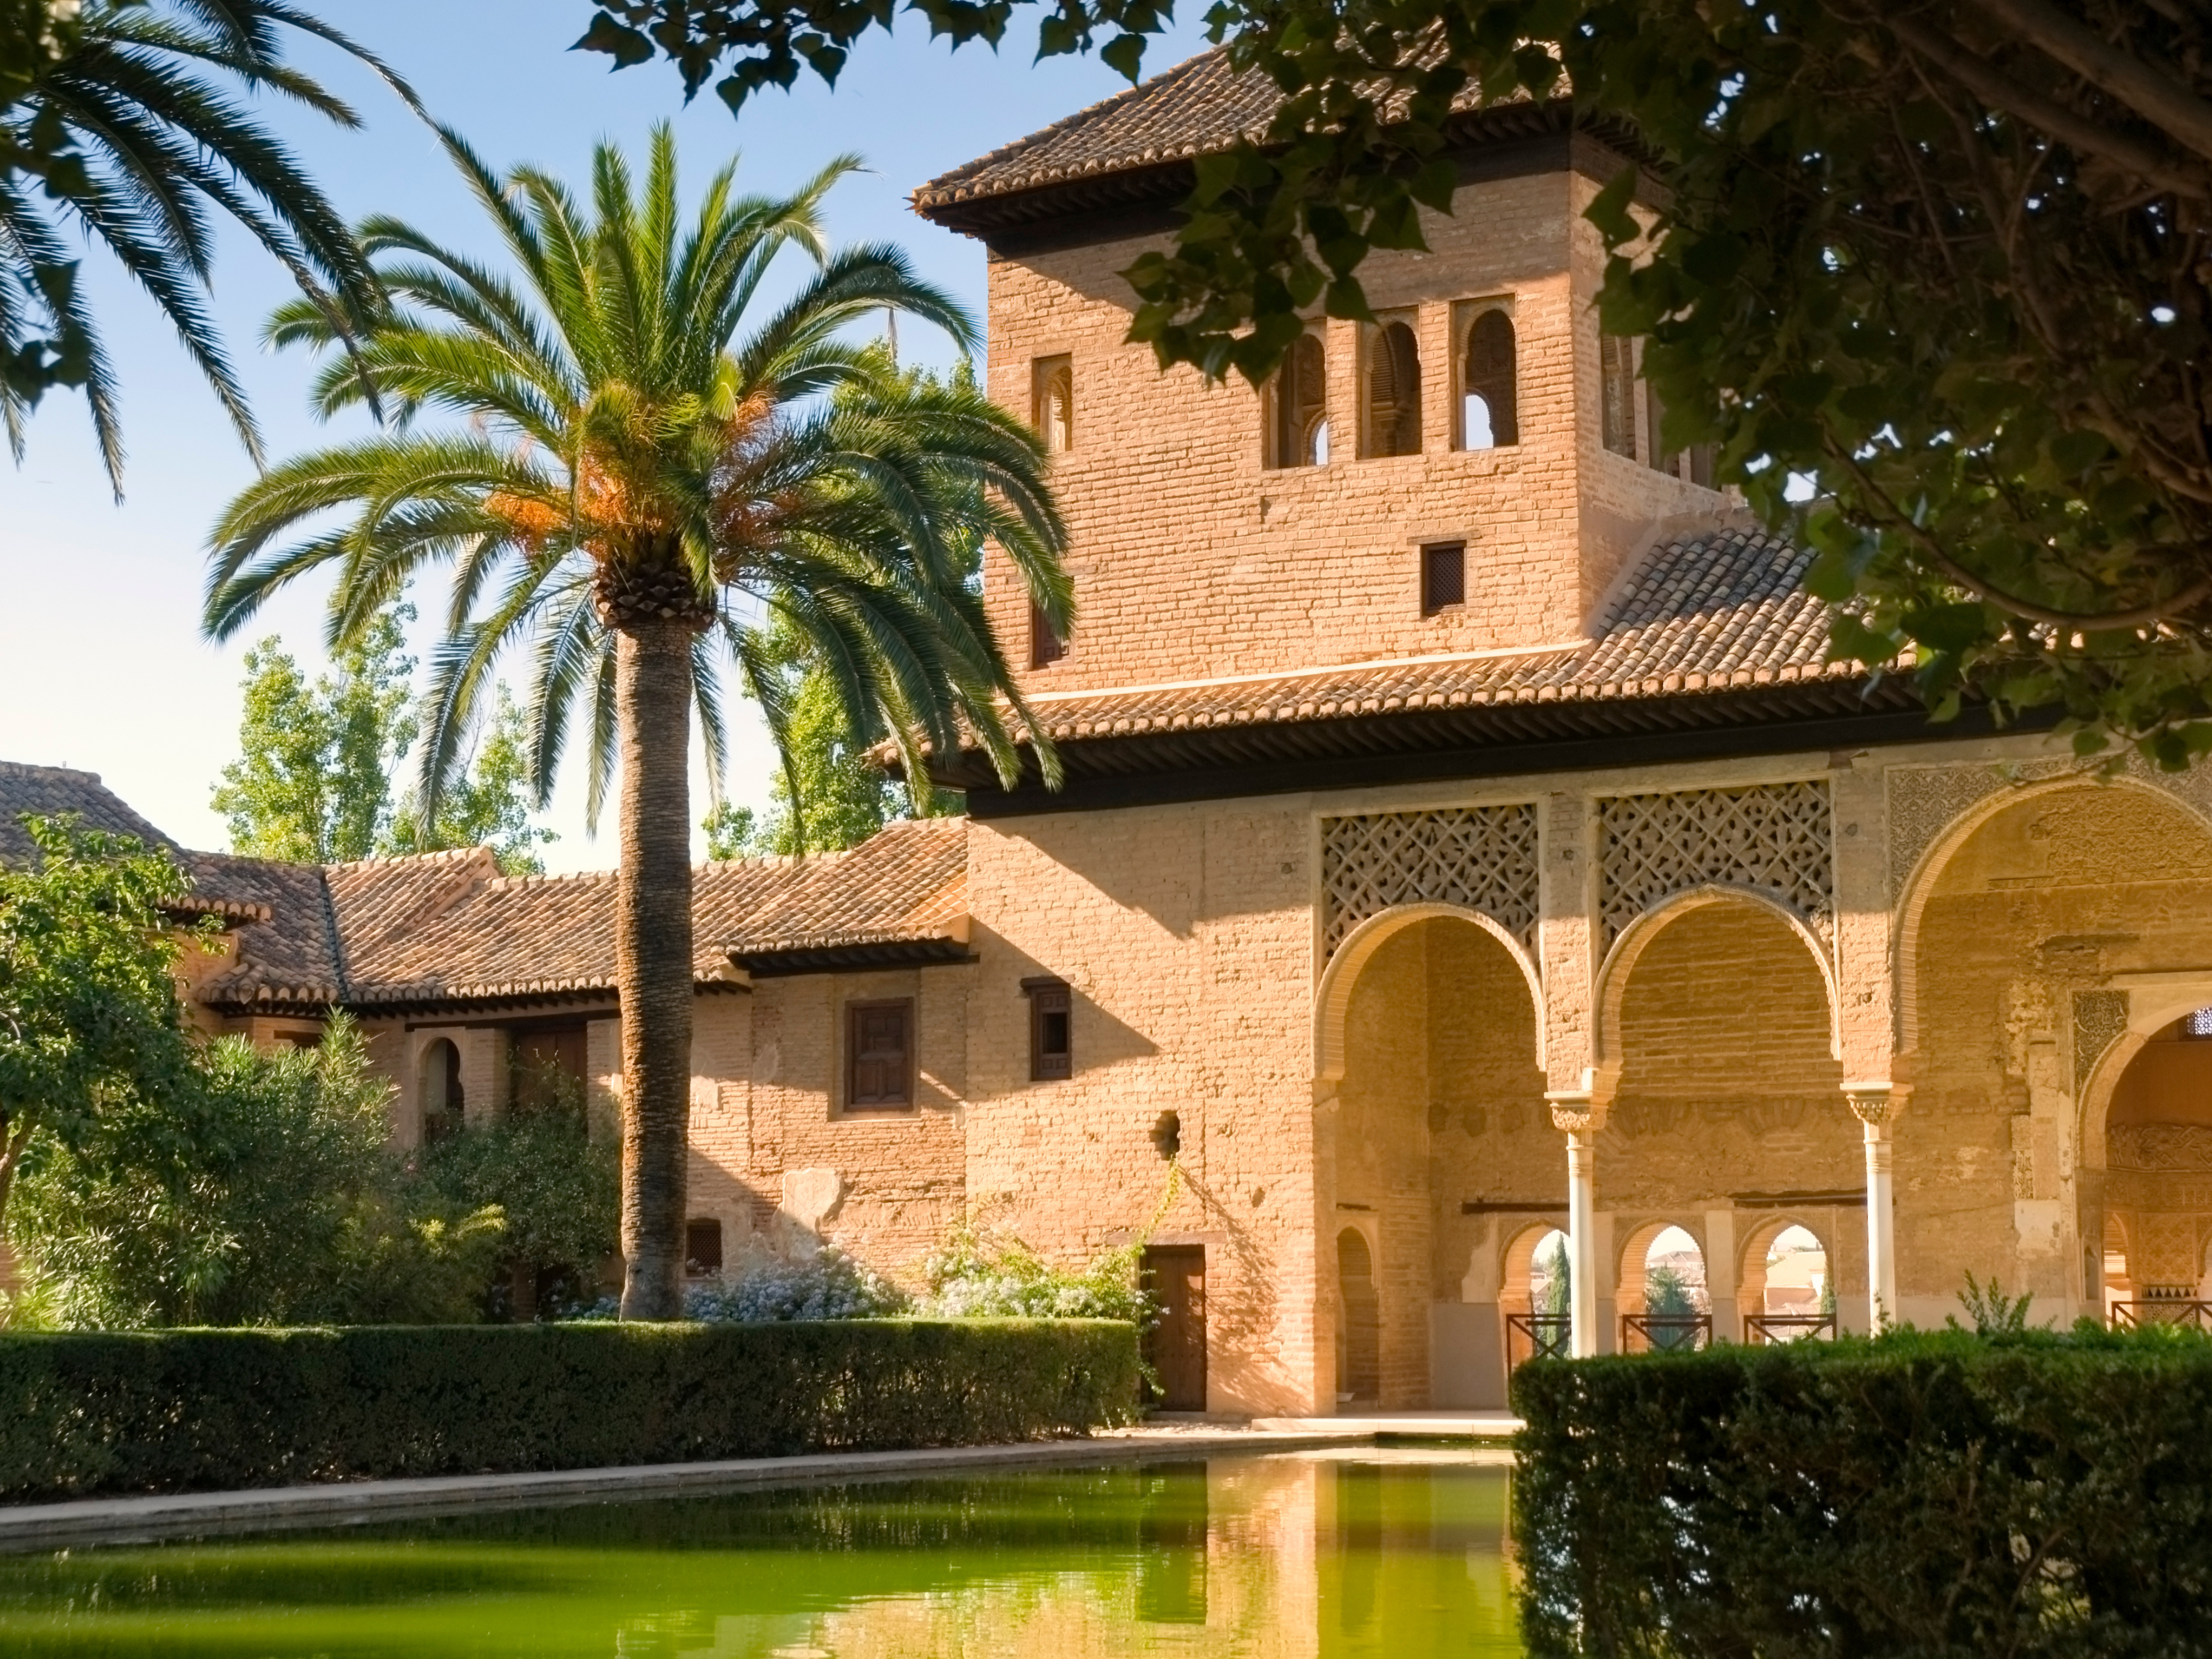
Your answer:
1421,542 -> 1466,615
1025,977 -> 1072,1081
847,999 -> 914,1109
1030,602 -> 1067,669
685,1218 -> 724,1277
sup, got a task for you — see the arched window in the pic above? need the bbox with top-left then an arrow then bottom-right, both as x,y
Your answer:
421,1037 -> 464,1144
1267,330 -> 1328,469
1032,355 -> 1073,454
1363,320 -> 1421,458
1460,309 -> 1517,449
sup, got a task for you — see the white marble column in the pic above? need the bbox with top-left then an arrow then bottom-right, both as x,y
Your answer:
1550,1095 -> 1609,1357
1846,1085 -> 1901,1328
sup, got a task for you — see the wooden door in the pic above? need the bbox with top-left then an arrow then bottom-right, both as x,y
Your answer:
1142,1246 -> 1207,1411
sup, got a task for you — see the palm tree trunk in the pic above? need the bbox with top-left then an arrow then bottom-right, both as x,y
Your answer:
614,619 -> 695,1319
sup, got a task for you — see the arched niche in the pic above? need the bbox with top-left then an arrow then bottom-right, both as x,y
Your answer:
1336,1227 -> 1381,1405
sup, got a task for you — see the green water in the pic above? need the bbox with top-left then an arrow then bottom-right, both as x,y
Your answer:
0,1448 -> 1522,1656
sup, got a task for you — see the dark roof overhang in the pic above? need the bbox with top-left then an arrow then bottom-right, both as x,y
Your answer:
931,681 -> 2048,817
731,937 -> 976,978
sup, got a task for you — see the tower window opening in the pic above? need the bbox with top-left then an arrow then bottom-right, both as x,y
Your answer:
1032,355 -> 1073,454
1459,308 -> 1517,450
1600,332 -> 1637,459
1363,320 -> 1422,458
1268,330 -> 1329,469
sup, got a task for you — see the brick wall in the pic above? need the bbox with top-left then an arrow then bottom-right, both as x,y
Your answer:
981,165 -> 1728,695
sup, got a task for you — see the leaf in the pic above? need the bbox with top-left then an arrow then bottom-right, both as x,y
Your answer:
1584,166 -> 1640,249
572,13 -> 655,68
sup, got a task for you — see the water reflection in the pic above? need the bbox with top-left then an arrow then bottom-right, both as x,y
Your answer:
0,1448 -> 1520,1656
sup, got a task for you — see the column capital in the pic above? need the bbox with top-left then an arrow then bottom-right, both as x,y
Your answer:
1843,1080 -> 1908,1128
1546,1088 -> 1609,1136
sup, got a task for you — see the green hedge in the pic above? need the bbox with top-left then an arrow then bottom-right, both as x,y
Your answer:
1511,1326 -> 2212,1657
0,1319 -> 1139,1501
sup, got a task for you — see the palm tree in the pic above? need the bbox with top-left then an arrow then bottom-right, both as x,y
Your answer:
1,0 -> 414,490
204,125 -> 1070,1318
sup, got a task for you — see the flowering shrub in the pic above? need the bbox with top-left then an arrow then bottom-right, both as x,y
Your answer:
920,1219 -> 1155,1325
685,1244 -> 906,1323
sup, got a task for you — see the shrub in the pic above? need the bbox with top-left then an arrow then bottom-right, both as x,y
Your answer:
408,1058 -> 618,1319
13,1016 -> 497,1328
0,1319 -> 1141,1500
1512,1322 -> 2212,1657
681,1243 -> 907,1322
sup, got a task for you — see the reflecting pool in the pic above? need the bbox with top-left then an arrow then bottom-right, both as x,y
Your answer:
0,1448 -> 1522,1656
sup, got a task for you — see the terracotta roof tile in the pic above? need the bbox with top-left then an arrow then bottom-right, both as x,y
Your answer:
0,762 -> 179,865
207,817 -> 970,1010
914,46 -> 1512,217
993,524 -> 1853,745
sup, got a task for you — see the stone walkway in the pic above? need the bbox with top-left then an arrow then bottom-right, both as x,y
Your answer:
0,1415 -> 1522,1553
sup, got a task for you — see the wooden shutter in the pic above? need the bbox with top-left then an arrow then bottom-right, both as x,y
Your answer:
1025,977 -> 1072,1080
1600,333 -> 1638,458
1030,602 -> 1067,669
847,999 -> 914,1109
1366,320 -> 1422,457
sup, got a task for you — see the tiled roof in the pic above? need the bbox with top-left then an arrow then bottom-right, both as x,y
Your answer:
205,817 -> 971,1010
914,49 -> 1281,213
914,46 -> 1546,227
1012,525 -> 1853,744
0,762 -> 179,865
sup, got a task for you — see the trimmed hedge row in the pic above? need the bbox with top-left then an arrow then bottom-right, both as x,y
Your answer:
0,1318 -> 1139,1501
1512,1326 -> 2212,1658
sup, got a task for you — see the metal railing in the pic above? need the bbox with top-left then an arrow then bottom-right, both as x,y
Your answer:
1506,1312 -> 1572,1368
2111,1300 -> 2212,1332
1620,1313 -> 1712,1354
1744,1313 -> 1837,1345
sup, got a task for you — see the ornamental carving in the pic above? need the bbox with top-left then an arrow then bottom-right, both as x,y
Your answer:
2073,989 -> 2130,1094
1887,758 -> 2212,900
1320,805 -> 1541,959
2109,1124 -> 2212,1172
1597,781 -> 1833,948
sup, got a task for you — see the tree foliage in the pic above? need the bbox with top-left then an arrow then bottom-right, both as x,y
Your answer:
2,0 -> 413,489
0,817 -> 198,1237
582,0 -> 2212,761
12,1014 -> 503,1329
212,608 -> 555,873
410,1057 -> 619,1320
202,123 -> 1072,1318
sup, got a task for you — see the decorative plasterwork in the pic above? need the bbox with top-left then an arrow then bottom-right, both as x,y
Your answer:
2109,1125 -> 2212,1172
1887,758 -> 2212,899
1319,805 -> 1541,958
1597,781 -> 1834,948
2073,989 -> 2130,1094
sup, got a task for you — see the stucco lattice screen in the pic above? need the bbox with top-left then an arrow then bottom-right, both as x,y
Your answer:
1598,781 -> 1834,947
1321,806 -> 1541,958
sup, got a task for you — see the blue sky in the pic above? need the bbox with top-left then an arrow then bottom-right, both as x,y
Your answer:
0,1 -> 1211,871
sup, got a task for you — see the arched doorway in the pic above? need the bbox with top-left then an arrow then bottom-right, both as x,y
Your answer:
1337,1229 -> 1381,1404
1739,1219 -> 1833,1340
2100,1011 -> 2212,1326
1911,784 -> 2212,1324
1501,1224 -> 1571,1369
1616,1223 -> 1710,1351
1605,899 -> 1856,1342
1326,910 -> 1546,1408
